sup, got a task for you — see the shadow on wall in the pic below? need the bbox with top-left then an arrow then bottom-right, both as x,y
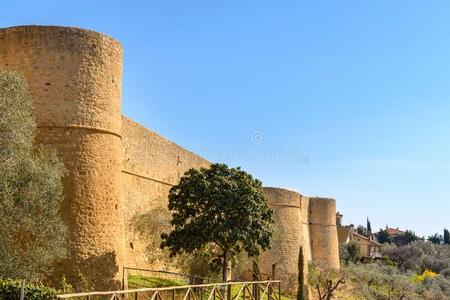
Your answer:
52,251 -> 120,292
131,207 -> 172,265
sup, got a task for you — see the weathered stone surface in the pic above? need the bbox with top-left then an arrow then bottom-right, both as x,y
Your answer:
250,188 -> 340,293
0,25 -> 340,291
0,25 -> 124,290
121,117 -> 210,270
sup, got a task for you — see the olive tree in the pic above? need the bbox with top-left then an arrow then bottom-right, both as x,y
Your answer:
161,163 -> 274,282
0,71 -> 67,281
308,262 -> 345,300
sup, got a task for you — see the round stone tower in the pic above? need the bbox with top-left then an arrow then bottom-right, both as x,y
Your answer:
308,197 -> 340,269
259,187 -> 303,293
0,26 -> 125,290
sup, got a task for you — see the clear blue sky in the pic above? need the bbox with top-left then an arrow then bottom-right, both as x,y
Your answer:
2,1 -> 449,236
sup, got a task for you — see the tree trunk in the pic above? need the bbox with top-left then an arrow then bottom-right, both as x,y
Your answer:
222,249 -> 229,282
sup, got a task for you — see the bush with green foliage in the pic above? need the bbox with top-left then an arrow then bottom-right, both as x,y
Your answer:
341,239 -> 450,299
339,240 -> 360,265
161,163 -> 274,282
392,230 -> 421,246
382,243 -> 422,271
0,71 -> 67,281
356,225 -> 368,237
0,278 -> 57,300
346,262 -> 450,299
383,241 -> 450,274
428,233 -> 443,245
375,228 -> 391,244
345,262 -> 417,299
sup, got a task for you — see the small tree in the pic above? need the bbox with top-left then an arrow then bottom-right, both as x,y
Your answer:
356,225 -> 368,237
376,229 -> 391,244
443,229 -> 450,245
393,230 -> 420,246
340,241 -> 360,265
382,243 -> 422,271
427,233 -> 443,245
297,246 -> 305,300
308,262 -> 345,300
366,218 -> 372,236
161,163 -> 274,282
0,71 -> 67,281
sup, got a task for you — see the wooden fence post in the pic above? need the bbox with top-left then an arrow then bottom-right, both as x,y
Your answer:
20,280 -> 25,300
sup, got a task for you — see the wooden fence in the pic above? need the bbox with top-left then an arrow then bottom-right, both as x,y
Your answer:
57,280 -> 282,300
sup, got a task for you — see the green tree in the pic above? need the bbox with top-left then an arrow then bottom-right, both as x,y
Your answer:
393,230 -> 420,246
340,241 -> 360,265
444,229 -> 450,245
161,163 -> 274,282
308,263 -> 345,300
297,246 -> 305,300
427,233 -> 443,245
0,71 -> 67,281
356,225 -> 368,237
376,229 -> 391,244
366,218 -> 372,236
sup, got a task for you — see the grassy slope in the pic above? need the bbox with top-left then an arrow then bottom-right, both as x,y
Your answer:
128,275 -> 186,289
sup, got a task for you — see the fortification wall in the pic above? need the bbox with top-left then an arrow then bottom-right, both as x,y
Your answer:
254,188 -> 340,294
121,117 -> 210,269
0,25 -> 341,292
0,26 -> 125,290
309,197 -> 340,269
257,188 -> 306,293
300,195 -> 312,264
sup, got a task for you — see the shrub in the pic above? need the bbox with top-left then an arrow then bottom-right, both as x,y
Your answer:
308,262 -> 345,300
0,71 -> 67,280
339,241 -> 360,265
412,270 -> 437,283
0,278 -> 56,300
382,243 -> 422,271
345,262 -> 417,300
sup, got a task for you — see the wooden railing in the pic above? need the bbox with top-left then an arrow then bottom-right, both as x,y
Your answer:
57,280 -> 282,300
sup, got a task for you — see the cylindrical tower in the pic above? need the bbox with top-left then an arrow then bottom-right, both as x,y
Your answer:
308,197 -> 340,269
0,26 -> 125,290
258,187 -> 303,293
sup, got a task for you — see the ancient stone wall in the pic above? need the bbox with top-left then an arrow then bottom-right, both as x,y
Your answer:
253,189 -> 340,293
121,117 -> 210,269
0,25 -> 340,292
309,197 -> 340,269
257,188 -> 305,293
0,25 -> 125,290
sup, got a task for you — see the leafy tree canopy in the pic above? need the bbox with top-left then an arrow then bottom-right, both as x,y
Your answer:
375,229 -> 391,244
0,71 -> 67,281
393,230 -> 422,246
428,233 -> 443,245
444,229 -> 450,245
340,241 -> 360,265
161,163 -> 274,281
356,225 -> 368,237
